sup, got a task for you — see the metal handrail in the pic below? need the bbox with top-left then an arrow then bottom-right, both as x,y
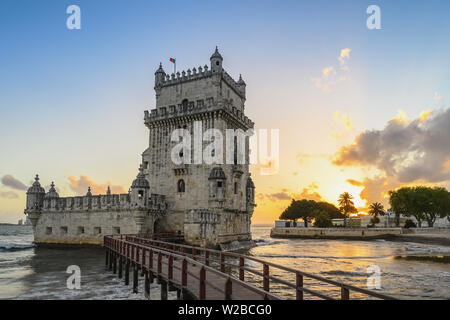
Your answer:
116,235 -> 396,300
104,236 -> 281,300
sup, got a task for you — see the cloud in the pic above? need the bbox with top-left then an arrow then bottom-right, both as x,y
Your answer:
68,175 -> 126,196
297,153 -> 329,165
329,111 -> 355,140
312,48 -> 351,92
338,48 -> 351,70
0,191 -> 19,199
266,192 -> 292,201
296,182 -> 325,202
333,108 -> 450,183
1,175 -> 27,190
346,179 -> 363,187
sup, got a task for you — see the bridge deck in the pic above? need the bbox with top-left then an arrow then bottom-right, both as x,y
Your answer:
104,235 -> 396,300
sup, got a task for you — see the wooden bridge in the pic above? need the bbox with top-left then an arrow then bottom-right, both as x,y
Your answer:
103,234 -> 395,300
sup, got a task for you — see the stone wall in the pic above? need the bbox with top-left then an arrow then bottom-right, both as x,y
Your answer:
34,210 -> 139,245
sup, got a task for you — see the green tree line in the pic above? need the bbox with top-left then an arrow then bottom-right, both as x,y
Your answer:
279,186 -> 450,228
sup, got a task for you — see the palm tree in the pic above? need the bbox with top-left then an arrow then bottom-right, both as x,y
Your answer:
368,202 -> 385,217
338,192 -> 356,227
368,202 -> 385,227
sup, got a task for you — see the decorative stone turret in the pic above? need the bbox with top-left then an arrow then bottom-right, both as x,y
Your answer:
246,176 -> 255,212
45,182 -> 59,199
210,46 -> 223,73
238,74 -> 246,99
154,62 -> 166,87
26,174 -> 45,210
130,165 -> 150,208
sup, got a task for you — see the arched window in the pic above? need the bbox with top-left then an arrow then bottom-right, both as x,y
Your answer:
234,182 -> 238,194
177,179 -> 185,193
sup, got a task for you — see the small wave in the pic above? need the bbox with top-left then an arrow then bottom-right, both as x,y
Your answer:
0,242 -> 35,251
320,270 -> 368,277
254,238 -> 283,247
258,254 -> 392,260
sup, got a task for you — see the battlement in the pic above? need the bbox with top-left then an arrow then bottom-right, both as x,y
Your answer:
144,98 -> 254,129
157,66 -> 245,99
26,193 -> 168,213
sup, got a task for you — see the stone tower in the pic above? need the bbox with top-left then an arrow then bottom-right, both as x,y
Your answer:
143,47 -> 256,247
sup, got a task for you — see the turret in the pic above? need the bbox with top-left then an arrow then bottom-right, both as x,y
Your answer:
25,174 -> 46,228
238,74 -> 246,98
130,165 -> 150,208
246,176 -> 255,211
26,174 -> 45,210
154,63 -> 166,87
210,46 -> 223,73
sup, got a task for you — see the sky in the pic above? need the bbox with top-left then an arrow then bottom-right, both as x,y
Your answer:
1,0 -> 450,224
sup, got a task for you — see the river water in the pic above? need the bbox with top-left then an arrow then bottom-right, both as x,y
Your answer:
0,225 -> 449,299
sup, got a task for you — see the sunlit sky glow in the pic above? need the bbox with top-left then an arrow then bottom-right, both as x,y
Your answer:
1,0 -> 450,224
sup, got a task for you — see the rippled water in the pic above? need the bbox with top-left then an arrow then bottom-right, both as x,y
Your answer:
0,225 -> 449,299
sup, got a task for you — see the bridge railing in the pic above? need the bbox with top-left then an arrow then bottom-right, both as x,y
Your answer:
120,235 -> 396,300
104,235 -> 280,300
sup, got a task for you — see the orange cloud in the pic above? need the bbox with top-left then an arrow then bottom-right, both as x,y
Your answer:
68,175 -> 126,196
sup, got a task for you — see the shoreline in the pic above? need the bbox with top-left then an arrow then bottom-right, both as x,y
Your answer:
270,227 -> 450,246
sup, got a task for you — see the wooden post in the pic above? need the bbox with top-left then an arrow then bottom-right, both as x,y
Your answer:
168,256 -> 173,280
199,266 -> 206,300
182,259 -> 187,287
149,249 -> 153,269
109,250 -> 113,271
296,273 -> 303,300
157,252 -> 162,275
192,248 -> 197,261
220,253 -> 225,273
144,270 -> 150,298
160,280 -> 168,300
205,251 -> 210,266
125,259 -> 130,285
239,257 -> 244,281
341,286 -> 350,300
113,253 -> 117,274
105,248 -> 109,267
263,264 -> 269,292
225,277 -> 232,300
118,255 -> 123,279
133,265 -> 138,293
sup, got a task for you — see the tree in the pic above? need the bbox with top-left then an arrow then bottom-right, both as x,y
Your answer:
338,192 -> 357,227
369,202 -> 385,217
368,202 -> 384,227
279,199 -> 297,223
316,201 -> 344,219
279,199 -> 318,227
313,210 -> 333,228
389,186 -> 450,227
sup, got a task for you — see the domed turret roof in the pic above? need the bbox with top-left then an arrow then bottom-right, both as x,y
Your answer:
131,165 -> 150,189
238,74 -> 246,86
155,62 -> 165,74
209,167 -> 227,180
45,182 -> 59,199
246,177 -> 255,189
210,46 -> 223,60
27,175 -> 45,194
